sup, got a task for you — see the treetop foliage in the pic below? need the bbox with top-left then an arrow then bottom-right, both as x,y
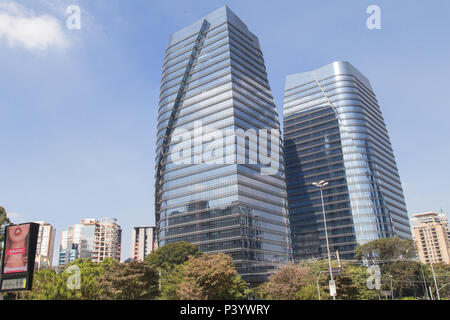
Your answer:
4,239 -> 449,300
145,241 -> 203,271
0,206 -> 11,256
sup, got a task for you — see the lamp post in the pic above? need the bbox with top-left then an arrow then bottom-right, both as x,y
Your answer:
312,180 -> 335,300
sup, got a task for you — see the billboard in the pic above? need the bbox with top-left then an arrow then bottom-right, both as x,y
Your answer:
0,223 -> 40,292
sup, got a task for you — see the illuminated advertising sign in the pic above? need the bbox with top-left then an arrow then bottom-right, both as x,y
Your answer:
3,224 -> 30,274
0,223 -> 40,292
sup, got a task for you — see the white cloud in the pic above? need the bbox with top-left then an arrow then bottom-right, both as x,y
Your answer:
0,1 -> 68,50
7,212 -> 21,219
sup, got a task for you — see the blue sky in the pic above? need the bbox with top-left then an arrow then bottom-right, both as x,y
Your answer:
1,0 -> 449,263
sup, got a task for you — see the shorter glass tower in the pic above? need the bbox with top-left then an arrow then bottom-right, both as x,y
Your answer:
283,61 -> 411,261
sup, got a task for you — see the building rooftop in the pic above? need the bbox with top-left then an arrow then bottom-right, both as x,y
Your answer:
413,211 -> 440,218
167,5 -> 258,49
285,61 -> 373,92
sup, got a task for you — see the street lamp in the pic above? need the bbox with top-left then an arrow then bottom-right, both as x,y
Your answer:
312,180 -> 335,300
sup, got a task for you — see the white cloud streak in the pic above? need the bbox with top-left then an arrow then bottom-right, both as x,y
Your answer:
0,1 -> 68,50
7,212 -> 21,219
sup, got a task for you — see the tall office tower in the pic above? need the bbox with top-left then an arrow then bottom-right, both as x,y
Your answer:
131,226 -> 157,261
283,61 -> 411,261
155,6 -> 291,282
412,212 -> 450,264
92,218 -> 122,263
34,221 -> 56,269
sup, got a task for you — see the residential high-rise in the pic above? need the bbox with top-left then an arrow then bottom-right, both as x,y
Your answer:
60,227 -> 74,251
155,6 -> 291,282
131,226 -> 157,261
58,220 -> 95,266
34,221 -> 56,269
59,218 -> 122,265
412,212 -> 450,264
283,61 -> 411,261
93,218 -> 122,263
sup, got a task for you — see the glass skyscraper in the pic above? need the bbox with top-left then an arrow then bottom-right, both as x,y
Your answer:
155,6 -> 291,283
283,61 -> 411,261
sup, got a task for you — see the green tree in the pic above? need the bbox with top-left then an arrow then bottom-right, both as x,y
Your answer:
22,258 -> 108,300
176,253 -> 249,300
354,238 -> 415,261
296,283 -> 324,300
145,242 -> 203,300
423,263 -> 450,299
297,259 -> 337,300
335,264 -> 380,300
0,206 -> 11,257
97,260 -> 159,300
256,264 -> 316,300
65,258 -> 110,299
296,259 -> 379,300
159,264 -> 184,300
382,261 -> 423,298
355,238 -> 423,299
145,241 -> 203,271
21,268 -> 80,300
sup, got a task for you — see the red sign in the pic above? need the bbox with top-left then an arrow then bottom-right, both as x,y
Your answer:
7,248 -> 26,255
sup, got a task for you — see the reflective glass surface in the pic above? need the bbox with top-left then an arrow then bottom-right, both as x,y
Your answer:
156,6 -> 292,283
283,61 -> 411,261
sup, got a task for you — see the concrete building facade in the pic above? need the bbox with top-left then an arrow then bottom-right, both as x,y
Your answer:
34,221 -> 56,269
412,212 -> 450,264
131,226 -> 157,261
93,218 -> 122,263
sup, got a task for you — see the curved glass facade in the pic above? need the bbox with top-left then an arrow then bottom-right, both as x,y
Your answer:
155,6 -> 292,283
283,61 -> 411,261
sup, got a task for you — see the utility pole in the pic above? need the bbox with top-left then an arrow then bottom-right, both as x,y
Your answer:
430,261 -> 440,300
420,264 -> 430,300
159,269 -> 162,291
